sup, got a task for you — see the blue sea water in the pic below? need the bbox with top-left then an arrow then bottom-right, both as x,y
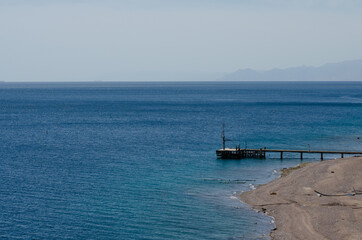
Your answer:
0,81 -> 362,239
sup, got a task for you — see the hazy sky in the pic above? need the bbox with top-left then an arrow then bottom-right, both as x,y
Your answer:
1,0 -> 362,81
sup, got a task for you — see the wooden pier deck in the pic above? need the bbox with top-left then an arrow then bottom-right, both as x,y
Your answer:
216,148 -> 362,160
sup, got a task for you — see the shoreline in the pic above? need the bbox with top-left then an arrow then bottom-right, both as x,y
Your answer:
240,156 -> 362,240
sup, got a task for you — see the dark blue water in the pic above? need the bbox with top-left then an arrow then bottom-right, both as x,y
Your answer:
1,82 -> 362,239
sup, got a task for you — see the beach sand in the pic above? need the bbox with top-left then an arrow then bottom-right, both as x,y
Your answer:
240,156 -> 362,240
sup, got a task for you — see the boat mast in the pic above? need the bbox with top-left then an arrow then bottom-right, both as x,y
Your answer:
222,123 -> 226,150
222,123 -> 232,150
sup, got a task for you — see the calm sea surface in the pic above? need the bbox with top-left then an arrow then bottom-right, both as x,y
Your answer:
1,81 -> 362,239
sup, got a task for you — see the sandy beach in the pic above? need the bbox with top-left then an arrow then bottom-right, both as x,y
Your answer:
240,156 -> 362,240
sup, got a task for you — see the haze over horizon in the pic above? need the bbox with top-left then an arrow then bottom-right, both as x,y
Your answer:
1,0 -> 362,81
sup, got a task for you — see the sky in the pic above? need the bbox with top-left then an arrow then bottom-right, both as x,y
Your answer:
1,0 -> 362,81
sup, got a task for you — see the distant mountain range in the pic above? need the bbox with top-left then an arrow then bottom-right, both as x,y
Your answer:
219,59 -> 362,81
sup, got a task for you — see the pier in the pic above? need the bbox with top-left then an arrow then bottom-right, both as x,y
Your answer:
216,124 -> 362,160
216,148 -> 362,160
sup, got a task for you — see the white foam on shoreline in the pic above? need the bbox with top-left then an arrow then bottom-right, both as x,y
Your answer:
249,184 -> 256,190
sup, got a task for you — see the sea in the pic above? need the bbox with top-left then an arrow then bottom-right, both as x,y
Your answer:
0,81 -> 361,239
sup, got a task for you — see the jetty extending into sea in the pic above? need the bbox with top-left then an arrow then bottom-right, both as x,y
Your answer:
216,147 -> 362,160
216,124 -> 362,160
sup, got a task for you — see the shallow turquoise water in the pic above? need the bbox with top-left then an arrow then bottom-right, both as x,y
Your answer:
0,81 -> 361,239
